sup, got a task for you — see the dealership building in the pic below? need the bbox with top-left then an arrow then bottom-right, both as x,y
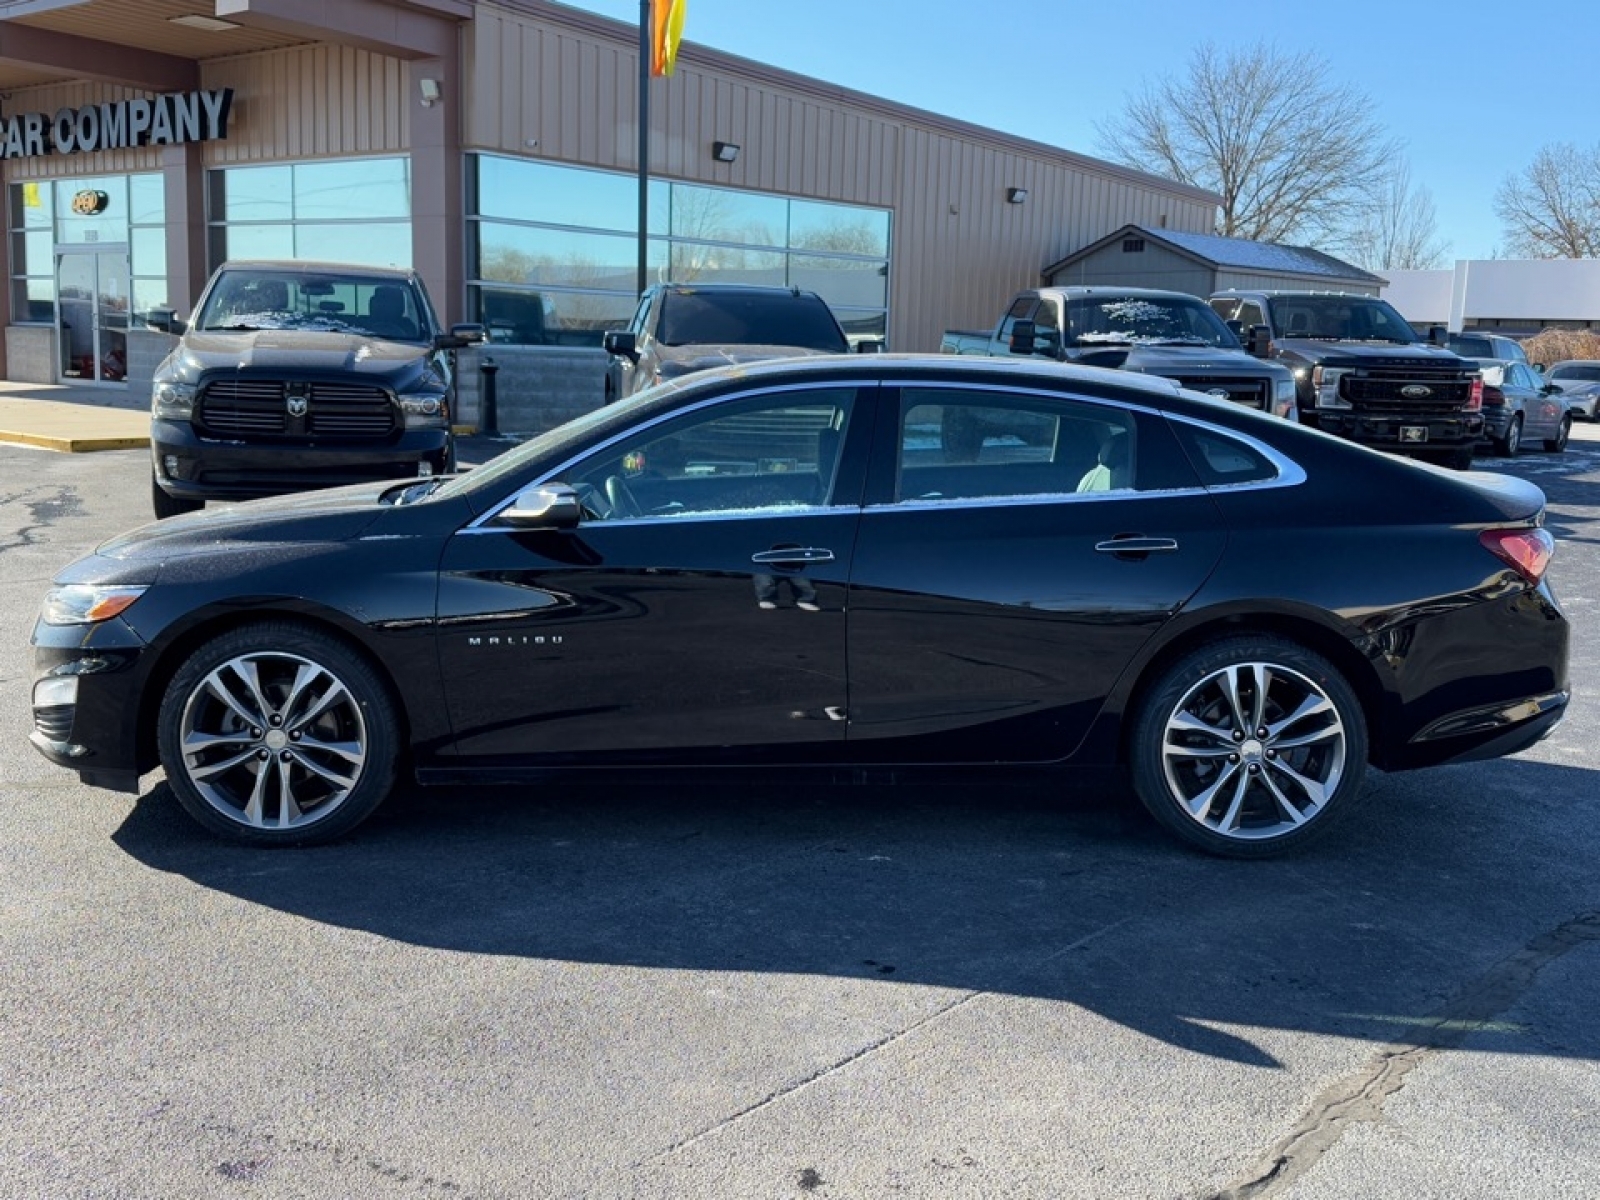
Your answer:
0,0 -> 1217,424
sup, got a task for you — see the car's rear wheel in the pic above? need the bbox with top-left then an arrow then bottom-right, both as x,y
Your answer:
151,473 -> 203,519
1544,415 -> 1571,453
1129,637 -> 1369,858
157,623 -> 400,846
1493,414 -> 1522,457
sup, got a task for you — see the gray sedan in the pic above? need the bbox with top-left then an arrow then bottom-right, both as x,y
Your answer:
1471,359 -> 1571,456
1543,359 -> 1600,420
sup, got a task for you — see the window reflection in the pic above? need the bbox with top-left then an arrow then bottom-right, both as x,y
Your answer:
293,159 -> 410,220
207,157 -> 414,270
294,222 -> 412,268
467,154 -> 892,348
475,286 -> 638,348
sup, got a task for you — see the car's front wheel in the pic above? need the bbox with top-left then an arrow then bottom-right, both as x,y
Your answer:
1129,637 -> 1369,858
1493,414 -> 1523,457
157,623 -> 400,846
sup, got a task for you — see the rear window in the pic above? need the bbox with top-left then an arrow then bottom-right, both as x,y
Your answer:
657,290 -> 849,352
1549,363 -> 1600,383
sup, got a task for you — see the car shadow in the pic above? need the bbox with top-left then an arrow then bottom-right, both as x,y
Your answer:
112,756 -> 1600,1070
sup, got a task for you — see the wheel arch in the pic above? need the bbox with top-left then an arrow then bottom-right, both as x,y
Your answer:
134,604 -> 414,778
1106,609 -> 1390,768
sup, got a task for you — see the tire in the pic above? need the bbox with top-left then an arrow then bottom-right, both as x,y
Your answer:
152,473 -> 203,519
1440,446 -> 1474,470
1493,414 -> 1522,457
157,623 -> 401,846
1544,415 -> 1571,453
1129,636 -> 1369,858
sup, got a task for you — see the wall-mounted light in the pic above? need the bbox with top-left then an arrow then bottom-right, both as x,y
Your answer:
1006,187 -> 1029,205
418,78 -> 442,108
712,140 -> 740,163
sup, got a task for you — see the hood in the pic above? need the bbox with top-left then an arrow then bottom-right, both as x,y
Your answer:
1273,339 -> 1468,369
96,481 -> 396,563
655,344 -> 839,374
1065,343 -> 1288,378
173,329 -> 430,378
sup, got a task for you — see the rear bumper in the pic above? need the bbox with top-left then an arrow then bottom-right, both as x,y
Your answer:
153,418 -> 451,502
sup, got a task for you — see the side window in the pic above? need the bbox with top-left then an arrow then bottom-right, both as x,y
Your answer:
1209,298 -> 1240,323
1237,301 -> 1266,329
1169,421 -> 1281,487
563,388 -> 856,521
997,296 -> 1038,343
894,387 -> 1139,502
628,293 -> 651,336
1032,298 -> 1063,353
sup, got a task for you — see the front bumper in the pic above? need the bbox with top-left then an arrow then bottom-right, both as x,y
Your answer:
153,417 -> 452,502
30,617 -> 152,792
1307,409 -> 1484,449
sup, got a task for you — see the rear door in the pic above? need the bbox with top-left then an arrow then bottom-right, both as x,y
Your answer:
844,381 -> 1228,763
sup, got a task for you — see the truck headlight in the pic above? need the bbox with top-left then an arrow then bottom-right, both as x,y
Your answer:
41,584 -> 148,626
151,381 -> 196,419
1273,377 -> 1297,405
398,391 -> 450,429
1311,366 -> 1351,410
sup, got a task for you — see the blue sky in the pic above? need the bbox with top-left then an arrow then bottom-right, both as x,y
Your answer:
557,0 -> 1600,263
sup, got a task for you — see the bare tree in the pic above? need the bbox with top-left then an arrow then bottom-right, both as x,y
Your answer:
1494,143 -> 1600,258
1096,42 -> 1397,244
1337,163 -> 1450,272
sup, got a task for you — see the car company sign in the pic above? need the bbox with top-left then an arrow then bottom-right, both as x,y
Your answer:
0,88 -> 233,160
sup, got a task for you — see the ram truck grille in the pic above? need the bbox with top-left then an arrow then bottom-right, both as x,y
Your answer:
196,380 -> 397,439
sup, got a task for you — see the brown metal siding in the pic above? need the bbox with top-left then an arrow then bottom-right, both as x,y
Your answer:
1215,269 -> 1379,297
466,3 -> 1216,352
201,46 -> 410,165
1048,243 -> 1218,298
0,82 -> 164,179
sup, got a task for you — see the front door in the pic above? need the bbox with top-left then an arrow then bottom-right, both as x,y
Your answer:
55,247 -> 130,384
434,384 -> 869,765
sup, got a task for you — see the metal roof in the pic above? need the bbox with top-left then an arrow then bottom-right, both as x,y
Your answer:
1137,228 -> 1383,283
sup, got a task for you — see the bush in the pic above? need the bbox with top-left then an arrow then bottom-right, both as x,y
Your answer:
1521,328 -> 1600,368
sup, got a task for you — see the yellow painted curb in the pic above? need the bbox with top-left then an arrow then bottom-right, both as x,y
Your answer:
0,430 -> 150,453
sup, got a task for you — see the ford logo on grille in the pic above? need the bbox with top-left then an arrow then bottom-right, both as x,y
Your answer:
1205,387 -> 1232,399
1401,384 -> 1433,399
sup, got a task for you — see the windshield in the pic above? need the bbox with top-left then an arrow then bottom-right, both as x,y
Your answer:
1267,295 -> 1418,343
197,269 -> 430,342
1062,295 -> 1239,349
657,290 -> 849,352
1549,363 -> 1600,384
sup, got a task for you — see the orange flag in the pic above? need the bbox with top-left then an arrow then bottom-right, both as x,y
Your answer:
650,0 -> 686,77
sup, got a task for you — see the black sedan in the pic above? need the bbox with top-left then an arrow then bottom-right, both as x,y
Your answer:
29,356 -> 1569,857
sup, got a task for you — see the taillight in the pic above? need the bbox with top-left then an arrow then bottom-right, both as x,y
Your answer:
1480,527 -> 1554,584
1467,378 -> 1484,410
1481,384 -> 1504,407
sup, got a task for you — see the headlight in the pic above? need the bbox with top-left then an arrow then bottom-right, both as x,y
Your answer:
1311,366 -> 1351,409
1273,377 -> 1297,404
41,584 -> 148,626
152,380 -> 196,419
398,391 -> 450,429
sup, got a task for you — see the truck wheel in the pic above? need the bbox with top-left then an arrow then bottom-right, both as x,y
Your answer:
1544,415 -> 1571,453
152,472 -> 203,519
1493,415 -> 1522,457
1441,447 -> 1474,470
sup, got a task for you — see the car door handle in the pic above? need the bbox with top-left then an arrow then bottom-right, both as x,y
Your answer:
751,547 -> 835,566
1094,536 -> 1179,556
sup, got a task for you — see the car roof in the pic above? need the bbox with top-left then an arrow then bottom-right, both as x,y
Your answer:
652,282 -> 822,298
217,260 -> 417,281
1549,359 -> 1600,367
1214,289 -> 1382,299
1043,285 -> 1205,300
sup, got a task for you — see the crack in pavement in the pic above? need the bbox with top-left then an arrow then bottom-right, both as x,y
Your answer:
646,917 -> 1134,1164
1204,909 -> 1600,1200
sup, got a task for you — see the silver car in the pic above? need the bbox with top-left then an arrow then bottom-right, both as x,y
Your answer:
1470,359 -> 1572,456
1543,360 -> 1600,421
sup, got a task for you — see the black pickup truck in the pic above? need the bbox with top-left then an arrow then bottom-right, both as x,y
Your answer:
1208,290 -> 1483,468
942,286 -> 1298,418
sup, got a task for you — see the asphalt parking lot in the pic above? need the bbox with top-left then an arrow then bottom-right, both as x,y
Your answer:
2,425 -> 1598,1199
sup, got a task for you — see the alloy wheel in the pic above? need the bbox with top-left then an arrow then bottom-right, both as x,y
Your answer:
177,650 -> 369,831
1159,661 -> 1348,843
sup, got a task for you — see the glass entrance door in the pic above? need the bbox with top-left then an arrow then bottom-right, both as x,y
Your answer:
56,247 -> 130,384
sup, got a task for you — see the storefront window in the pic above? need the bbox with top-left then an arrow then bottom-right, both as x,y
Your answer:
467,154 -> 893,348
208,156 -> 412,269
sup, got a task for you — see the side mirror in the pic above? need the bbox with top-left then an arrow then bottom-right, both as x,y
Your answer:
1533,362 -> 1546,373
144,310 -> 186,335
1246,324 -> 1272,357
500,483 -> 582,530
436,323 -> 487,350
603,330 -> 639,361
1008,319 -> 1037,355
1428,325 -> 1448,345
1225,319 -> 1244,338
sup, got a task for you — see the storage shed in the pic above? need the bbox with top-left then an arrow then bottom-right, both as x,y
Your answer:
1043,224 -> 1384,298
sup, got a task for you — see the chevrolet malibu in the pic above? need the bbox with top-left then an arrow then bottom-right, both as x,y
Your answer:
30,356 -> 1569,857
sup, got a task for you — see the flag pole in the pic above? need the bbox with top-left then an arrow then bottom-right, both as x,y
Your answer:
637,0 -> 650,298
